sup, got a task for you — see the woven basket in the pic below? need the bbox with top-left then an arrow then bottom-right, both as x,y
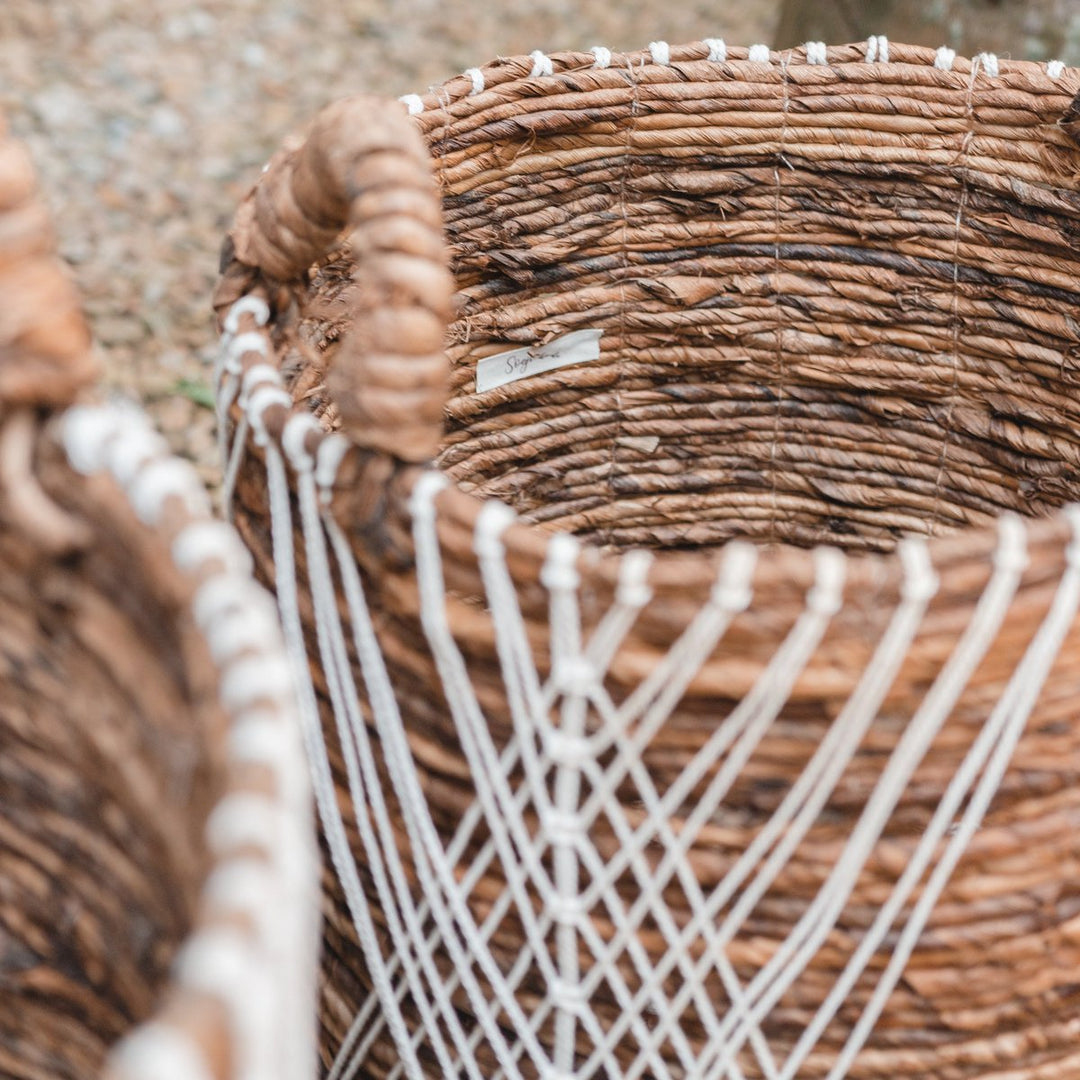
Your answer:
0,115 -> 319,1080
214,41 -> 1080,1080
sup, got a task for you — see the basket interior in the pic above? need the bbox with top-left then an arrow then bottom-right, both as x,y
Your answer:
415,65 -> 1080,555
0,461 -> 222,1080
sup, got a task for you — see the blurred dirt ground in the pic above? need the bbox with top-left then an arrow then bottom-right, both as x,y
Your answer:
0,1 -> 779,486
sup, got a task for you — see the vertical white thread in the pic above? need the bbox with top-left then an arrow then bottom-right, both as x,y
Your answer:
779,514 -> 1029,1079
576,546 -> 844,1079
805,41 -> 827,65
475,513 -> 688,1080
550,540 -> 766,1080
464,68 -> 485,95
695,539 -> 938,1080
824,510 -> 1080,1080
975,51 -> 999,77
748,44 -> 771,63
541,535 -> 588,1076
408,479 -> 676,1077
262,441 -> 429,1080
1048,59 -> 1066,79
291,463 -> 479,1080
625,540 -> 934,1080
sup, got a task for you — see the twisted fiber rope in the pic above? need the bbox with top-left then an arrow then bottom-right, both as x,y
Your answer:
214,41 -> 1080,1080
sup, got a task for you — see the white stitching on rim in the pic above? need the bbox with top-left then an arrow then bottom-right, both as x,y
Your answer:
703,38 -> 727,62
935,45 -> 956,70
529,49 -> 554,77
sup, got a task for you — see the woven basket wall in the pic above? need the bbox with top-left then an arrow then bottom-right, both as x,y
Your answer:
0,115 -> 319,1080
215,42 -> 1080,1080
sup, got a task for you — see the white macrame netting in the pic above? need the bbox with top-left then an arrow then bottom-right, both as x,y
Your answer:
218,307 -> 1080,1080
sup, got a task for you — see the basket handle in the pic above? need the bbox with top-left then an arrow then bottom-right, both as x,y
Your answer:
225,96 -> 453,463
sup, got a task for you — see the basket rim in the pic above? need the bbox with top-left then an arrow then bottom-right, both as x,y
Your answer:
215,37 -> 1080,605
53,399 -> 319,1080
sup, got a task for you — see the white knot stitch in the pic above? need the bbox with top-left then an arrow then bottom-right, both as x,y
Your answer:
934,46 -> 956,71
246,385 -> 291,447
399,93 -> 424,115
282,412 -> 321,473
464,67 -> 484,95
865,35 -> 888,63
648,41 -> 671,66
474,499 -> 517,560
407,470 -> 449,522
529,50 -> 554,77
315,433 -> 350,499
1048,59 -> 1065,80
976,52 -> 1000,78
807,547 -> 847,617
616,548 -> 653,608
546,729 -> 591,770
993,513 -> 1029,575
540,533 -> 581,592
553,656 -> 596,698
172,519 -> 253,576
898,537 -> 939,603
589,46 -> 611,69
220,655 -> 294,712
712,540 -> 757,611
805,41 -> 827,65
104,424 -> 169,486
204,859 -> 276,932
204,604 -> 280,665
192,574 -> 264,632
548,976 -> 589,1013
748,44 -> 771,64
108,1024 -> 215,1080
127,458 -> 206,525
61,405 -> 124,475
544,810 -> 584,848
175,928 -> 253,996
240,363 -> 282,404
223,296 -> 269,336
224,331 -> 268,378
704,38 -> 727,63
228,711 -> 292,772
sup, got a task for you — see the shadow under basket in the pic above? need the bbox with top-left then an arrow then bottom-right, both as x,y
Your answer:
215,42 -> 1080,1080
0,116 -> 317,1080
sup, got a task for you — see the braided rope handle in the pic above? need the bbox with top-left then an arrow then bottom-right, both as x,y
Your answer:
0,117 -> 96,407
223,96 -> 453,463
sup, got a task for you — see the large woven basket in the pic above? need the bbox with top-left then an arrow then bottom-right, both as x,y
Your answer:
214,41 -> 1080,1080
0,115 -> 319,1080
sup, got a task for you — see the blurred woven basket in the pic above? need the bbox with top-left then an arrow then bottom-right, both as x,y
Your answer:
0,115 -> 319,1080
214,41 -> 1080,1080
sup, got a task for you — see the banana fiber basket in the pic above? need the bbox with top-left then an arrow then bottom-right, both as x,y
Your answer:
0,115 -> 319,1080
214,40 -> 1080,1080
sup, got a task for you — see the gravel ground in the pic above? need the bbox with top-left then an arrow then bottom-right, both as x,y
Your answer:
0,1 -> 779,489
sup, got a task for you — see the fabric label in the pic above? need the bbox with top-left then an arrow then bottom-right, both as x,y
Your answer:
475,329 -> 603,393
